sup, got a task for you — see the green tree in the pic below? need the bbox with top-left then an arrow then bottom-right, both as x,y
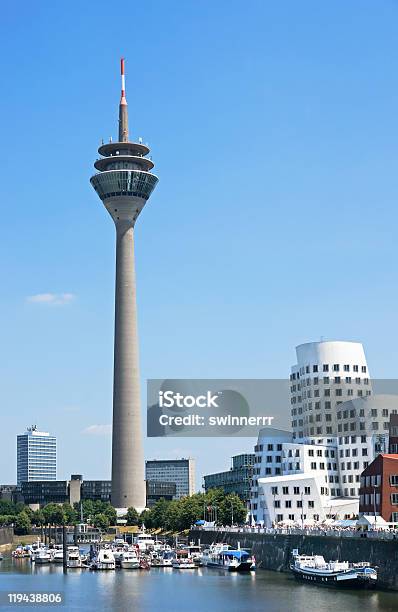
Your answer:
0,514 -> 17,526
32,509 -> 45,526
94,513 -> 110,531
62,503 -> 78,525
139,509 -> 153,529
125,507 -> 139,526
103,504 -> 117,526
151,498 -> 170,529
218,493 -> 246,526
14,511 -> 31,535
43,503 -> 66,525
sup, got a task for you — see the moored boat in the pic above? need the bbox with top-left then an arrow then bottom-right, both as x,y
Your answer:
67,546 -> 82,568
91,548 -> 115,570
290,550 -> 377,588
202,543 -> 255,572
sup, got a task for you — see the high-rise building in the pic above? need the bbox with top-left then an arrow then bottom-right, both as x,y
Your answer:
16,426 -> 56,488
90,59 -> 158,510
145,459 -> 195,500
290,341 -> 371,440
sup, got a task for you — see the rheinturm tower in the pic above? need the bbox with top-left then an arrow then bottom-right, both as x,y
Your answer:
90,59 -> 158,510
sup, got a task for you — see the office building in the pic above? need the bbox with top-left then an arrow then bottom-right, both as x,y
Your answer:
17,426 -> 56,488
146,481 -> 176,507
90,59 -> 158,510
204,453 -> 255,502
21,475 -> 111,507
145,459 -> 195,500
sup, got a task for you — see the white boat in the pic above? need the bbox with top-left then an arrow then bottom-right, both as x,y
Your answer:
51,546 -> 64,564
133,532 -> 155,552
290,550 -> 377,588
114,549 -> 139,569
172,555 -> 197,569
32,548 -> 52,564
67,546 -> 82,568
92,548 -> 115,570
202,543 -> 255,572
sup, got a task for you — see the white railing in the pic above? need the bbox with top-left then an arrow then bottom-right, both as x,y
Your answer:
194,526 -> 398,540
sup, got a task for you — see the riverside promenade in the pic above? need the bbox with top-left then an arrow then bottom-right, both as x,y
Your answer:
190,527 -> 398,590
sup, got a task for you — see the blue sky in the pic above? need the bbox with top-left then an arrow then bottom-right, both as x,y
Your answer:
1,1 -> 398,486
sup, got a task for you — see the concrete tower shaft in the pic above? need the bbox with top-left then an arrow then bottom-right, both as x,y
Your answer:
90,59 -> 158,510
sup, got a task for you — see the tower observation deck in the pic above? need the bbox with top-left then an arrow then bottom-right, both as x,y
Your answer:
90,59 -> 158,510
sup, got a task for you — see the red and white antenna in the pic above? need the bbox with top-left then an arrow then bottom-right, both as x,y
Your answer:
120,57 -> 127,104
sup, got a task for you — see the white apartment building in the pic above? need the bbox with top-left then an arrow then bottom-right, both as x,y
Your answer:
290,341 -> 371,440
250,340 -> 398,525
250,428 -> 350,525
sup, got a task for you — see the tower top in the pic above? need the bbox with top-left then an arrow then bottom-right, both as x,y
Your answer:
119,57 -> 129,142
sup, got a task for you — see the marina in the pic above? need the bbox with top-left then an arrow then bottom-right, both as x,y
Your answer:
0,553 -> 397,612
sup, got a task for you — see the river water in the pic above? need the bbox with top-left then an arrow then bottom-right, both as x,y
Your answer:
0,557 -> 397,611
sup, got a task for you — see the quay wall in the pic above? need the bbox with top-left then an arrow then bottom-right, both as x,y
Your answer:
0,527 -> 13,547
190,529 -> 398,590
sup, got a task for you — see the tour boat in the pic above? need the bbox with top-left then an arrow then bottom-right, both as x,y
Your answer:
290,550 -> 378,588
202,543 -> 255,572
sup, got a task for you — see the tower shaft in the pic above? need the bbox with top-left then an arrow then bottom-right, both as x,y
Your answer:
112,221 -> 145,509
90,58 -> 158,511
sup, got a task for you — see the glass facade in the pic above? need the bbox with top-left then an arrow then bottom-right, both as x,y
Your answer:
145,459 -> 195,500
90,170 -> 158,201
17,427 -> 56,488
204,453 -> 255,501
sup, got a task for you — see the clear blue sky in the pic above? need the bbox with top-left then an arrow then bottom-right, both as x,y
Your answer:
1,1 -> 398,486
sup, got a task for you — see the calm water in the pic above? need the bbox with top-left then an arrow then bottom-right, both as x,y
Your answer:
0,556 -> 397,611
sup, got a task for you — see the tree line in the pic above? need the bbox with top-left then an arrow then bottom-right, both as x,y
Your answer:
0,488 -> 246,535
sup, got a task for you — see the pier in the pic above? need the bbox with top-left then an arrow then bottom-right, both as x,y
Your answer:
190,529 -> 398,590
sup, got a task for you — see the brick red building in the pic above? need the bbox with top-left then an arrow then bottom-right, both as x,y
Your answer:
389,414 -> 398,453
359,454 -> 398,523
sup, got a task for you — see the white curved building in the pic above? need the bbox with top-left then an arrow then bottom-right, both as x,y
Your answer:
290,341 -> 371,440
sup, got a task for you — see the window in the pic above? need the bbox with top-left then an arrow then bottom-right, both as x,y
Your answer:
362,366 -> 367,373
324,389 -> 330,397
333,364 -> 339,372
274,500 -> 280,508
317,449 -> 322,457
282,486 -> 289,495
323,376 -> 329,384
323,364 -> 329,372
271,486 -> 278,495
285,500 -> 292,508
336,388 -> 342,396
344,365 -> 350,372
346,376 -> 351,383
308,449 -> 314,457
311,462 -> 316,469
293,486 -> 300,495
304,486 -> 311,494
362,448 -> 368,456
353,365 -> 359,372
308,500 -> 314,508
297,500 -> 302,508
313,365 -> 318,373
267,444 -> 273,451
390,475 -> 398,486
